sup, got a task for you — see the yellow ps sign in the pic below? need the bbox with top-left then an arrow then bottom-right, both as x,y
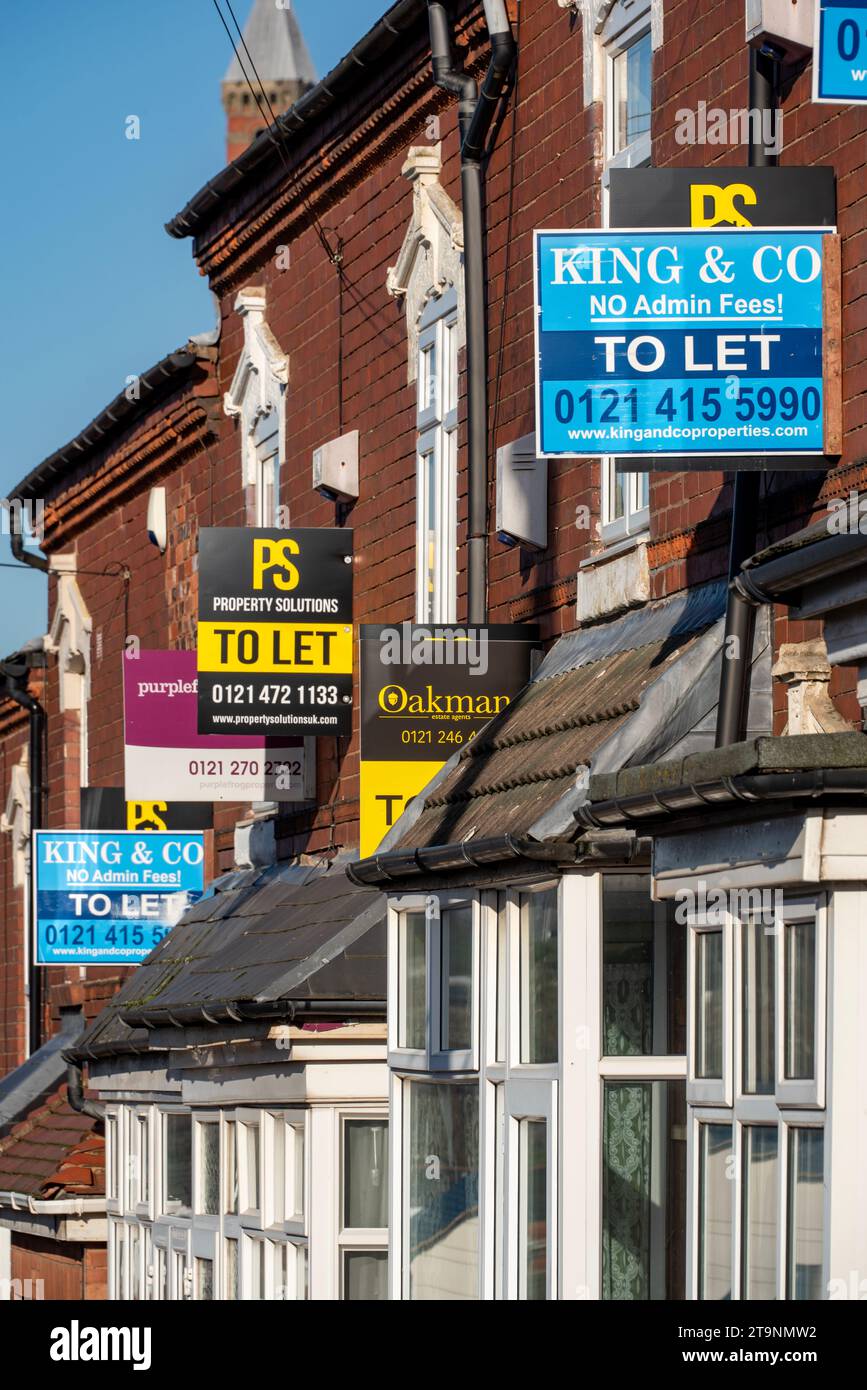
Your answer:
126,801 -> 168,831
690,183 -> 757,228
252,537 -> 300,591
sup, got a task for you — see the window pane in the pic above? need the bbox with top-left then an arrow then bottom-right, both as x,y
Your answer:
400,910 -> 426,1050
198,1122 -> 219,1215
743,919 -> 775,1094
695,931 -> 723,1079
107,1117 -> 118,1201
224,1121 -> 239,1214
603,1081 -> 686,1300
164,1114 -> 192,1214
272,1117 -> 285,1225
224,1238 -> 238,1300
613,31 -> 651,153
195,1257 -> 213,1301
742,1127 -> 779,1300
343,1250 -> 388,1300
496,900 -> 507,1062
291,1124 -> 305,1219
520,889 -> 558,1063
698,1123 -> 733,1300
130,1227 -> 140,1301
522,1120 -> 547,1299
787,1129 -> 824,1300
344,1120 -> 388,1229
785,918 -> 816,1080
245,1124 -> 260,1210
407,1081 -> 479,1299
440,905 -> 473,1052
138,1116 -> 149,1204
249,1240 -> 265,1300
602,876 -> 686,1056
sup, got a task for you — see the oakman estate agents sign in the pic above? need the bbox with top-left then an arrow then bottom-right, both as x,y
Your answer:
534,228 -> 840,463
197,528 -> 353,737
34,830 -> 204,965
359,624 -> 537,858
124,649 -> 309,802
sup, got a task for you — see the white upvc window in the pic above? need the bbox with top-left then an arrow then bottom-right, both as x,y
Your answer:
596,874 -> 688,1301
687,895 -> 827,1300
389,890 -> 481,1071
416,288 -> 459,624
339,1112 -> 389,1299
600,1 -> 653,543
390,881 -> 562,1301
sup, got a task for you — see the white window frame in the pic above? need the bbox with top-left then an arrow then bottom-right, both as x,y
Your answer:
159,1107 -> 193,1220
389,890 -> 481,1072
415,288 -> 459,624
686,893 -> 828,1300
688,1108 -> 827,1301
600,1 -> 653,543
597,872 -> 688,1301
774,898 -> 826,1109
337,1109 -> 390,1299
687,911 -> 734,1107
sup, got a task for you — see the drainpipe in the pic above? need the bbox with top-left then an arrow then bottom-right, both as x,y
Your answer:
715,45 -> 780,746
1,659 -> 45,1055
10,523 -> 48,575
427,2 -> 516,625
66,1060 -> 105,1123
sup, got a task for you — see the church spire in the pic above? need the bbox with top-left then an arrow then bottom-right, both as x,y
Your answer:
221,0 -> 317,164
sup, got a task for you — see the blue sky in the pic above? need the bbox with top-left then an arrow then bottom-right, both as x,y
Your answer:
0,0 -> 388,656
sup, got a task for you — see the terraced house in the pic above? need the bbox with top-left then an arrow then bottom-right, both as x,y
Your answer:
3,0 -> 867,1304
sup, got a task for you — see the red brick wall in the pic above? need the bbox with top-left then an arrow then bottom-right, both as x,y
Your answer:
0,710 -> 30,1072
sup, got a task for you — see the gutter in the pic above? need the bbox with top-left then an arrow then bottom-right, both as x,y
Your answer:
166,0 -> 428,241
9,347 -> 200,507
119,996 -> 386,1031
577,767 -> 867,830
737,525 -> 867,607
347,833 -> 578,886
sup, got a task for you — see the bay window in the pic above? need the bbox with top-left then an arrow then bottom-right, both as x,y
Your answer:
340,1117 -> 389,1299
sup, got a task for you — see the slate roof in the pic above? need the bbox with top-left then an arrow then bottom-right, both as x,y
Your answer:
383,583 -> 730,855
72,857 -> 386,1060
223,0 -> 317,84
0,1087 -> 104,1200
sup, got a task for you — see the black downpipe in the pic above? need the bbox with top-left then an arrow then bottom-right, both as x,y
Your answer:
427,3 -> 516,625
10,524 -> 49,574
715,46 -> 780,747
66,1060 -> 105,1122
3,667 -> 45,1054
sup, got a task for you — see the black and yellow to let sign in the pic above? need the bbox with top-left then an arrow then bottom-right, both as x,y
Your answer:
197,528 -> 353,736
359,624 -> 538,858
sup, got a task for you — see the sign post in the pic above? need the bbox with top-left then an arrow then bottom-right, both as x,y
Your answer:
197,528 -> 353,737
